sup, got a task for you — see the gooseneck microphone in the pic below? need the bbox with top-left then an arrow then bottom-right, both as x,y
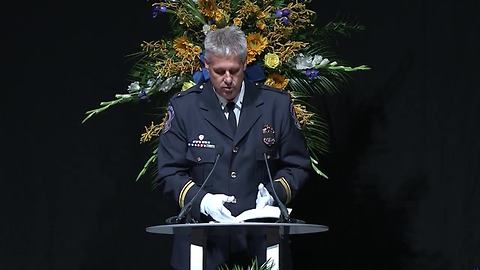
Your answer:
263,152 -> 305,224
166,146 -> 224,224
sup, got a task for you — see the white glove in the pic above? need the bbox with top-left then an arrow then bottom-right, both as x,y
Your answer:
256,183 -> 274,209
200,193 -> 238,223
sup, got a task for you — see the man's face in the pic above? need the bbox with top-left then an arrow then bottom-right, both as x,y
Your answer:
205,54 -> 246,101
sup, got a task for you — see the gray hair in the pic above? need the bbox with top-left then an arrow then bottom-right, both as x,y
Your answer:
204,26 -> 247,62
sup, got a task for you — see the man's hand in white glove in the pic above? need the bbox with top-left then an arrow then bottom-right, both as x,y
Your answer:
256,183 -> 274,209
200,193 -> 238,223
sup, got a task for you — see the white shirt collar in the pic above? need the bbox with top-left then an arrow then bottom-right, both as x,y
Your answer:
213,81 -> 245,111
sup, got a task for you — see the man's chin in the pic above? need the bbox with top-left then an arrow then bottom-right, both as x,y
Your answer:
222,89 -> 236,98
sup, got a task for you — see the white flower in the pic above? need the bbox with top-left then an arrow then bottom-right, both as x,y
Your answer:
146,78 -> 155,87
159,76 -> 177,92
202,24 -> 211,35
318,58 -> 330,68
312,55 -> 324,66
312,55 -> 330,68
127,81 -> 141,92
295,53 -> 335,69
294,53 -> 315,70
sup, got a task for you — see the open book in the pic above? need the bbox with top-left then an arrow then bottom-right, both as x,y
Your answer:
234,206 -> 293,222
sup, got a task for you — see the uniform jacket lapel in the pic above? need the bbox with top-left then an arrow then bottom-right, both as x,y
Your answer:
198,81 -> 264,143
234,81 -> 263,145
199,81 -> 235,140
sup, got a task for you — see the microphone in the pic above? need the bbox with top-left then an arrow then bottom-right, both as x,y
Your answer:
166,146 -> 224,224
263,153 -> 305,224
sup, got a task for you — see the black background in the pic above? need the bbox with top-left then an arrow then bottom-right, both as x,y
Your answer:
2,0 -> 479,269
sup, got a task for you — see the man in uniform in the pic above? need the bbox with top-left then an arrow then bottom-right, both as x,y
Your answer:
156,26 -> 311,269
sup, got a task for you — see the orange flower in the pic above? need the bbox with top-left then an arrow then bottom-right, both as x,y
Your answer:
246,51 -> 257,65
293,104 -> 315,126
265,73 -> 289,90
233,17 -> 242,27
173,36 -> 201,59
214,9 -> 226,22
256,20 -> 267,31
173,36 -> 189,55
257,11 -> 270,20
246,32 -> 268,64
198,0 -> 218,18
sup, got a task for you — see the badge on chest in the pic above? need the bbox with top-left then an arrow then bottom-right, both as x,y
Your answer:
262,124 -> 276,147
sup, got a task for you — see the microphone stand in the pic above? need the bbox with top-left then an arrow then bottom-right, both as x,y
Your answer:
166,148 -> 223,224
263,153 -> 305,224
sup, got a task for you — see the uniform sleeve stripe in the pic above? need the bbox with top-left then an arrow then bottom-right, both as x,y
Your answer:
178,180 -> 195,208
275,177 -> 292,204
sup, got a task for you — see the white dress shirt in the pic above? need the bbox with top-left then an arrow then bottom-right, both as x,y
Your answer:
213,81 -> 245,126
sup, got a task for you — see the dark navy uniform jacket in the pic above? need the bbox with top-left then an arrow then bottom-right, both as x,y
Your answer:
156,80 -> 311,268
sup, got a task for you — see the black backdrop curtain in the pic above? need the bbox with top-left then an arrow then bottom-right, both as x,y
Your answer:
2,0 -> 479,269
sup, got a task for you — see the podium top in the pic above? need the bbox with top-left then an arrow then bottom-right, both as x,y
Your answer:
146,222 -> 328,235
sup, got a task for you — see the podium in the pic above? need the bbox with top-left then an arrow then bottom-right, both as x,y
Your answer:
146,222 -> 328,270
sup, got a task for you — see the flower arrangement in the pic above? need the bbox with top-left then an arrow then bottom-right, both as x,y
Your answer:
83,0 -> 369,181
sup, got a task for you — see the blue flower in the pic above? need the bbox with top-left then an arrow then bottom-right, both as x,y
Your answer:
152,5 -> 166,18
274,9 -> 283,18
280,16 -> 289,25
282,9 -> 291,17
305,69 -> 319,80
138,89 -> 150,101
152,6 -> 160,18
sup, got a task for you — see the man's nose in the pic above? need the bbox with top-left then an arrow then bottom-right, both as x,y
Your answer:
224,72 -> 233,84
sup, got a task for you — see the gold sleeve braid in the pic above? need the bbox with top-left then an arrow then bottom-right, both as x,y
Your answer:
178,179 -> 195,208
274,177 -> 292,204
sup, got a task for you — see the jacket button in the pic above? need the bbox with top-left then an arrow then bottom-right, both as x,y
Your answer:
230,171 -> 237,179
232,147 -> 239,153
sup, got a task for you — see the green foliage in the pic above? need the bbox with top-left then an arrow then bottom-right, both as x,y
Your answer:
321,20 -> 366,38
218,258 -> 274,270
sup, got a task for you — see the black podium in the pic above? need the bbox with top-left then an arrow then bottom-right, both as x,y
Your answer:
146,222 -> 329,270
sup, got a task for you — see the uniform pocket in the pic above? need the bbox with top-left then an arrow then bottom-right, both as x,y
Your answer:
186,148 -> 217,163
255,148 -> 280,183
186,148 -> 217,186
255,148 -> 280,161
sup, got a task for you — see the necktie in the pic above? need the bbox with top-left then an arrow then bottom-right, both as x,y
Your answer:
226,101 -> 237,133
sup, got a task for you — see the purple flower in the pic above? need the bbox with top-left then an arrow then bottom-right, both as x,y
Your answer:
152,5 -> 166,18
138,89 -> 150,101
305,69 -> 319,80
282,9 -> 291,17
280,16 -> 289,25
152,6 -> 160,18
274,9 -> 283,18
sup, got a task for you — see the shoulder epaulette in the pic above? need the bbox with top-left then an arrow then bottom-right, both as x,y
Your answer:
172,83 -> 204,99
256,82 -> 289,95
